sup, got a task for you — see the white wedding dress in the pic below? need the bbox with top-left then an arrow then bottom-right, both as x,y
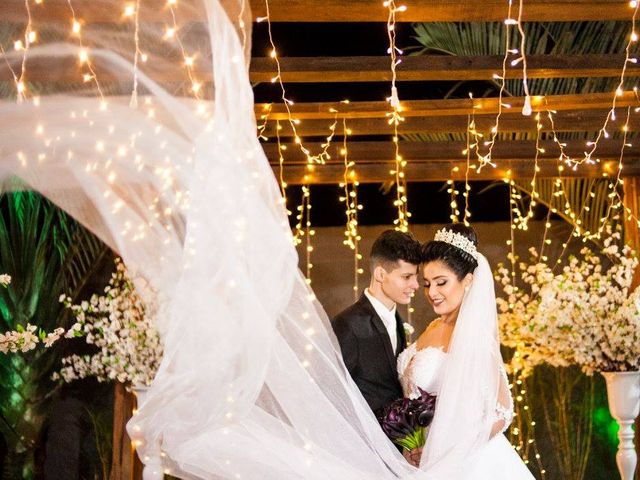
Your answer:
398,343 -> 535,479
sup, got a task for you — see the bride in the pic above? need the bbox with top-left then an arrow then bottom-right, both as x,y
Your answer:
398,223 -> 534,479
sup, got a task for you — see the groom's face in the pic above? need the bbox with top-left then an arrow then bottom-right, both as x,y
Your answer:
376,260 -> 420,305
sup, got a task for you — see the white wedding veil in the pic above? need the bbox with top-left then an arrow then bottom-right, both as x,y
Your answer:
420,253 -> 514,478
0,1 -> 425,478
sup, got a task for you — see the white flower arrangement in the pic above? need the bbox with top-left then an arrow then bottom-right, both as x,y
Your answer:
0,271 -> 63,353
0,261 -> 162,388
2,324 -> 38,353
496,232 -> 640,376
52,258 -> 162,388
0,324 -> 65,354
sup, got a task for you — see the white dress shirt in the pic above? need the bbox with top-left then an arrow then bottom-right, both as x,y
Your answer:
364,288 -> 398,353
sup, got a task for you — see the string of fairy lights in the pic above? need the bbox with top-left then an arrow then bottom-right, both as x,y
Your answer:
490,1 -> 631,474
497,5 -> 640,472
68,0 -> 105,102
260,0 -> 340,166
4,0 -> 640,476
384,0 -> 411,233
477,0 -> 515,170
338,118 -> 364,300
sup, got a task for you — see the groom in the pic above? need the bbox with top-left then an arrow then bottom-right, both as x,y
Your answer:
331,230 -> 421,418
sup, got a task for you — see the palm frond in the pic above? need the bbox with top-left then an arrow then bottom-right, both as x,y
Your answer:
0,192 -> 112,466
61,228 -> 111,309
410,21 -> 636,142
511,177 -> 617,246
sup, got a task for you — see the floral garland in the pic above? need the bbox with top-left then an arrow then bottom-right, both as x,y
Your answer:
0,261 -> 162,388
0,323 -> 64,354
1,276 -> 64,353
497,231 -> 640,376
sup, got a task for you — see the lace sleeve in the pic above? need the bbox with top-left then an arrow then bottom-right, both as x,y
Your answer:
397,343 -> 418,398
488,363 -> 514,436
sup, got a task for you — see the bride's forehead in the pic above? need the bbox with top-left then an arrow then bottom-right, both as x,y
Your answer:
421,260 -> 455,278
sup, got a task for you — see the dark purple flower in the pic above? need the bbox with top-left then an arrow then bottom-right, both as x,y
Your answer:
378,388 -> 437,448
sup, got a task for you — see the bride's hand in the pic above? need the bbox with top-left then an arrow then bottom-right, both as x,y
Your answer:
402,447 -> 423,467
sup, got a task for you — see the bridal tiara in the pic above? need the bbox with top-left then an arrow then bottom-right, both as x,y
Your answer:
434,228 -> 479,260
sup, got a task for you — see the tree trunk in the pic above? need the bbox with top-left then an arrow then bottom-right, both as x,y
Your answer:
109,383 -> 142,480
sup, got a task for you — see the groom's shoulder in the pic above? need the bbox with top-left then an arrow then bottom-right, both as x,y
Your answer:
332,296 -> 371,325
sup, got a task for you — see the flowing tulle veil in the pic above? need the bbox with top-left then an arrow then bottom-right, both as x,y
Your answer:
0,0 -> 419,478
0,1 -> 514,477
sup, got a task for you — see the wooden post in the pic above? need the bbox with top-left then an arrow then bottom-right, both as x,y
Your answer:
622,177 -> 640,479
110,383 -> 143,480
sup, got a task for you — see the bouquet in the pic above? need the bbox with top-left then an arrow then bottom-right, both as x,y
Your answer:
378,388 -> 437,450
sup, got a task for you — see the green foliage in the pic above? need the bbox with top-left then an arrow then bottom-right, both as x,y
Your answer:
0,192 -> 71,456
409,21 -> 636,142
511,177 -> 618,247
592,406 -> 619,450
518,365 -> 617,480
409,21 -> 631,243
0,191 -> 110,477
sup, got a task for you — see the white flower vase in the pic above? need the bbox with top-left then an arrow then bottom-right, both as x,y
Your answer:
131,385 -> 164,480
602,371 -> 640,480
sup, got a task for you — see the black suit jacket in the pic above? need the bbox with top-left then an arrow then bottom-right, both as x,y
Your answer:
331,293 -> 407,415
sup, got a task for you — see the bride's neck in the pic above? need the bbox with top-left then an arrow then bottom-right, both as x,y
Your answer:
439,308 -> 460,326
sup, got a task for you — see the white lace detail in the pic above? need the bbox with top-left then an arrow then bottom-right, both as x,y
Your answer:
493,404 -> 514,433
397,343 -> 446,399
493,364 -> 515,433
397,343 -> 416,378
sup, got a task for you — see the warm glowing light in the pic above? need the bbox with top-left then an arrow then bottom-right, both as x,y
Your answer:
164,27 -> 176,39
123,3 -> 136,17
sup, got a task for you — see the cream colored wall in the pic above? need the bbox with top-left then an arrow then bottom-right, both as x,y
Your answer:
296,221 -> 574,339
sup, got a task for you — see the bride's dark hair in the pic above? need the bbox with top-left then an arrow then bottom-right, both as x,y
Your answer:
421,223 -> 479,279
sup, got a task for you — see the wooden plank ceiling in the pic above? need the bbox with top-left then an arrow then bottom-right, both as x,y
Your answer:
269,139 -> 640,183
0,0 -> 631,22
249,54 -> 640,83
1,0 -> 637,183
6,54 -> 636,84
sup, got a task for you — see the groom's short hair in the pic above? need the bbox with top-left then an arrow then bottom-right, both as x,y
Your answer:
370,230 -> 421,272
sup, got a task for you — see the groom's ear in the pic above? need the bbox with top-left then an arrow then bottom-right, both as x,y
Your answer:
373,264 -> 386,283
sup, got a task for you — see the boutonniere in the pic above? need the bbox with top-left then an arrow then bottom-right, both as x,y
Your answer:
403,322 -> 415,339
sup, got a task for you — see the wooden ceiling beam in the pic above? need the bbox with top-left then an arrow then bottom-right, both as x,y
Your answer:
262,139 -> 640,163
250,54 -> 639,83
260,110 -> 640,136
0,0 -> 206,24
7,54 -> 635,86
274,159 -> 639,184
250,0 -> 633,22
266,139 -> 640,183
256,92 -> 640,120
0,0 -> 632,24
